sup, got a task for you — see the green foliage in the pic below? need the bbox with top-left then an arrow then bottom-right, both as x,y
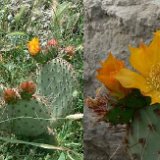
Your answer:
107,107 -> 134,124
117,89 -> 151,109
6,32 -> 29,46
105,90 -> 151,124
0,120 -> 83,160
0,48 -> 36,87
51,0 -> 83,42
55,121 -> 83,160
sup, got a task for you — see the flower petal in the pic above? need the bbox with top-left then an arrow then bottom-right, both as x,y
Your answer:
116,68 -> 150,93
99,53 -> 125,73
129,43 -> 154,76
27,37 -> 41,56
149,30 -> 160,63
97,53 -> 129,98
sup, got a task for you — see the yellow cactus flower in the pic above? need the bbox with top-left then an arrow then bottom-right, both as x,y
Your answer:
96,52 -> 130,98
116,30 -> 160,104
27,37 -> 41,56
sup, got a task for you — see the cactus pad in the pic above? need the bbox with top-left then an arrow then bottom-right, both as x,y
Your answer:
37,58 -> 77,119
0,98 -> 51,137
127,104 -> 160,160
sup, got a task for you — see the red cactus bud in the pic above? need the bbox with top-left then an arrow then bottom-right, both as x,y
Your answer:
19,81 -> 36,95
47,39 -> 58,47
3,88 -> 18,103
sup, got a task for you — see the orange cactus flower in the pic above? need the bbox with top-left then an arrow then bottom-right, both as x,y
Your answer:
19,81 -> 36,95
116,30 -> 160,104
96,53 -> 129,98
27,37 -> 41,56
3,88 -> 18,103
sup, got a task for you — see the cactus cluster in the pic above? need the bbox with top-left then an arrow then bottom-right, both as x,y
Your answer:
0,58 -> 77,138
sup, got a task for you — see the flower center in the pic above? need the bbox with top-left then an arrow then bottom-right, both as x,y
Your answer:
147,63 -> 160,91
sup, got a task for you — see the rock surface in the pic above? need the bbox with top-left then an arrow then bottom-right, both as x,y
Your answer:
84,0 -> 160,160
84,107 -> 130,160
84,0 -> 160,97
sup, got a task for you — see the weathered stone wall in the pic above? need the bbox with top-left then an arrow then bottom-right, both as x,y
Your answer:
84,0 -> 160,159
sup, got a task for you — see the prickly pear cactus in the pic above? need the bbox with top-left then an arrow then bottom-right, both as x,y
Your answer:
37,58 -> 77,119
0,58 -> 77,138
127,104 -> 160,160
0,98 -> 51,137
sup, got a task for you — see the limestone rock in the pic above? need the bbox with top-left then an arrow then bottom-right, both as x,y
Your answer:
84,107 -> 130,160
84,0 -> 160,97
84,0 -> 160,159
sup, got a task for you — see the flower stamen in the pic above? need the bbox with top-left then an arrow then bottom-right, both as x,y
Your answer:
147,63 -> 160,91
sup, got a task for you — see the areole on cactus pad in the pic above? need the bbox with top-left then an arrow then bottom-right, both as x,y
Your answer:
86,30 -> 160,160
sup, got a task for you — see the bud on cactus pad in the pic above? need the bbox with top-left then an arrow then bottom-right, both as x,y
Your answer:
19,81 -> 36,99
37,58 -> 77,119
3,88 -> 19,104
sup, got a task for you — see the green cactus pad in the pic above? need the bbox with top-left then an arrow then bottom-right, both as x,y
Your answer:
127,104 -> 160,160
2,98 -> 52,137
37,58 -> 77,119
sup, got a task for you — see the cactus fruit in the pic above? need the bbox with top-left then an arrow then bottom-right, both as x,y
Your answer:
0,97 -> 52,137
19,81 -> 36,99
3,88 -> 19,104
127,104 -> 160,160
37,58 -> 77,119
